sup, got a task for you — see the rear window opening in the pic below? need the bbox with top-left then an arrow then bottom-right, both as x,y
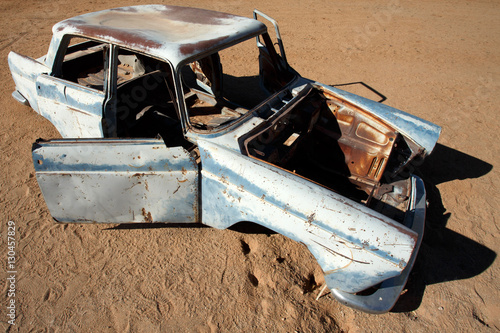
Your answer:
60,37 -> 107,91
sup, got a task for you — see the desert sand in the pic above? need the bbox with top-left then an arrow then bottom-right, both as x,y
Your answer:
1,0 -> 499,332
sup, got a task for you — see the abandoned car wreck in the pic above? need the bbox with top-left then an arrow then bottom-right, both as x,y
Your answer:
8,5 -> 441,313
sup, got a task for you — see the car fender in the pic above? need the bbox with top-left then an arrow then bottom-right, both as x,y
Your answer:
8,51 -> 49,112
198,140 -> 418,293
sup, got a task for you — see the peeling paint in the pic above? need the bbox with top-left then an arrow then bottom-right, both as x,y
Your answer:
50,5 -> 266,67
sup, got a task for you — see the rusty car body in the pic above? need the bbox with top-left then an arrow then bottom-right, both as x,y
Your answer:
8,5 -> 441,313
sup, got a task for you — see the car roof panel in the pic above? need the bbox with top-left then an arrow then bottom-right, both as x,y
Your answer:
53,5 -> 267,66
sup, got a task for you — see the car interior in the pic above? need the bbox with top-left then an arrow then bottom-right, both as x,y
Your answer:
59,36 -> 270,147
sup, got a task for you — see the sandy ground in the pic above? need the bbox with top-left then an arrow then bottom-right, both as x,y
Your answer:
1,0 -> 499,332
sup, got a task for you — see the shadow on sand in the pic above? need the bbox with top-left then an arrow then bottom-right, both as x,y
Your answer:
392,143 -> 495,312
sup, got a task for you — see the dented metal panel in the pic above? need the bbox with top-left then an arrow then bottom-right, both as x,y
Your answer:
331,176 -> 426,313
50,5 -> 267,68
198,140 -> 417,293
33,139 -> 198,223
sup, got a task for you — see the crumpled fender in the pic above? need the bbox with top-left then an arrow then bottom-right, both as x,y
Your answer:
198,140 -> 418,293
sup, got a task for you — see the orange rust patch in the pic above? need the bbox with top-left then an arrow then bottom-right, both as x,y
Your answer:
141,208 -> 153,223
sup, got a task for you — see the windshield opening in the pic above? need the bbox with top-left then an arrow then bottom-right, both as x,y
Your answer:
179,35 -> 292,131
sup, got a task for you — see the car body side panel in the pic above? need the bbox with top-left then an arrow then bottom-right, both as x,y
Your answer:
36,74 -> 105,138
8,51 -> 50,111
331,176 -> 426,313
33,139 -> 199,223
198,140 -> 418,293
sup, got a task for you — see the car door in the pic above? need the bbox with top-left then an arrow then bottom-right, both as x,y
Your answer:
253,10 -> 295,94
32,138 -> 199,223
35,38 -> 112,138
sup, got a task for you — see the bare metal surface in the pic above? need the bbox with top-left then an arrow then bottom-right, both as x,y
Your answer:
315,83 -> 442,156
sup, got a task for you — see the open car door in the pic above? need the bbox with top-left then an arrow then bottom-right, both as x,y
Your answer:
32,138 -> 198,223
254,10 -> 296,94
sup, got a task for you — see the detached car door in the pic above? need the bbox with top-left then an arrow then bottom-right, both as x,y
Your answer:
32,139 -> 199,223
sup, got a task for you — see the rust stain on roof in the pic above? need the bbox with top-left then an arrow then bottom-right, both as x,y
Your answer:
62,22 -> 163,50
179,36 -> 229,56
105,5 -> 238,25
52,5 -> 266,66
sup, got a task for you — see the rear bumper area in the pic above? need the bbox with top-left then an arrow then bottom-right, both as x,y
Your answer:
331,175 -> 426,314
